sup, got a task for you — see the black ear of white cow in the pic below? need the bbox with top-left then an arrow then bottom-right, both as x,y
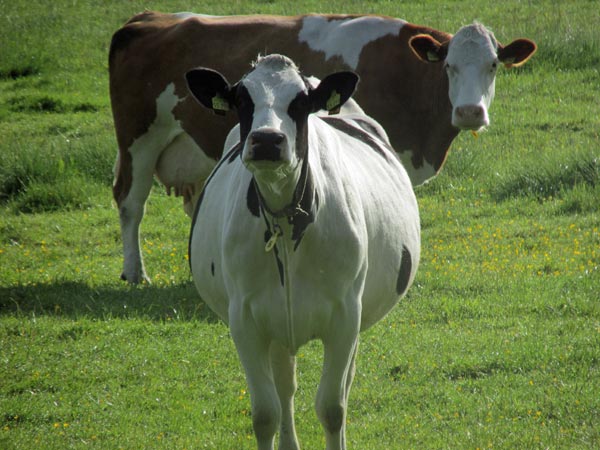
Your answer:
310,72 -> 359,115
185,68 -> 232,115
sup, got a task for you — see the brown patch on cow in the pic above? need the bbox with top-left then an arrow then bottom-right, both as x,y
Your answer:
354,23 -> 457,175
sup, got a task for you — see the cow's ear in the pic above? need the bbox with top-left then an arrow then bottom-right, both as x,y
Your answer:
498,38 -> 537,68
185,68 -> 233,115
409,34 -> 449,63
310,72 -> 359,115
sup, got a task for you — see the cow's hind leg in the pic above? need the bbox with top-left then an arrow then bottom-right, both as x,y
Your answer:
113,82 -> 186,283
270,341 -> 300,450
115,160 -> 155,284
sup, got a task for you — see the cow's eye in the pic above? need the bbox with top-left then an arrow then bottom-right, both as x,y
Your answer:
491,61 -> 498,72
288,92 -> 310,120
235,86 -> 252,111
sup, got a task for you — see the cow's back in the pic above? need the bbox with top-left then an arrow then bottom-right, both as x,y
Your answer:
109,12 -> 446,160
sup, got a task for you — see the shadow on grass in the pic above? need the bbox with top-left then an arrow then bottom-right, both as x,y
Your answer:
0,281 -> 219,323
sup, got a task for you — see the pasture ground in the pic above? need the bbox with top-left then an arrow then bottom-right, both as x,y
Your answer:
1,1 -> 599,449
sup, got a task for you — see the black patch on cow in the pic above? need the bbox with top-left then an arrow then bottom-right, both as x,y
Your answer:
287,91 -> 311,162
284,88 -> 319,250
322,116 -> 391,160
289,169 -> 318,251
210,262 -> 215,276
396,246 -> 413,295
247,180 -> 260,217
188,142 -> 243,270
274,248 -> 285,286
350,117 -> 385,140
263,222 -> 285,286
227,143 -> 243,163
235,85 -> 255,144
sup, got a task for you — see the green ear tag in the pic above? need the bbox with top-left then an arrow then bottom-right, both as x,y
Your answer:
427,51 -> 440,62
326,90 -> 341,112
211,95 -> 229,112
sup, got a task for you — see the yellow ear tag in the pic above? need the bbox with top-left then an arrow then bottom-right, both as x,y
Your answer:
470,130 -> 479,139
326,90 -> 341,113
503,57 -> 516,68
211,95 -> 229,112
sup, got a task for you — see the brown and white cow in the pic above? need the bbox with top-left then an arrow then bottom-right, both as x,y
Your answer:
109,12 -> 536,283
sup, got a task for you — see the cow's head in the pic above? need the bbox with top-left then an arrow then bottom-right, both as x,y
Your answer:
409,23 -> 536,131
186,54 -> 357,198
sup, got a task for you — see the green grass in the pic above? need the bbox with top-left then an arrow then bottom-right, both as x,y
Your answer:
1,1 -> 599,449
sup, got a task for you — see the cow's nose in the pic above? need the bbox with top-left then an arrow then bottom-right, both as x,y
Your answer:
249,129 -> 286,161
250,129 -> 286,147
455,104 -> 484,120
453,104 -> 488,129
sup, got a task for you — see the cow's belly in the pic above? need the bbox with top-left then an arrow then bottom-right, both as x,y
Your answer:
155,132 -> 217,215
192,247 -> 351,350
220,223 -> 366,353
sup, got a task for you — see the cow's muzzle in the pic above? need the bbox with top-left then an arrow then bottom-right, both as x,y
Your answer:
248,129 -> 286,162
452,104 -> 489,130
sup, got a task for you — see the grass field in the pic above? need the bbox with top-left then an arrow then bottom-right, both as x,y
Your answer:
1,1 -> 599,449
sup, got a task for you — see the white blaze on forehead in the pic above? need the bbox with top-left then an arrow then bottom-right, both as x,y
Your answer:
243,55 -> 307,127
447,23 -> 498,64
299,16 -> 406,70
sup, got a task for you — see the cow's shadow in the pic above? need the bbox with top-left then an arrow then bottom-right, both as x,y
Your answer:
0,280 -> 219,322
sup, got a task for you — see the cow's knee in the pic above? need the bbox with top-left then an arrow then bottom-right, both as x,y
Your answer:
317,402 -> 344,434
252,405 -> 280,442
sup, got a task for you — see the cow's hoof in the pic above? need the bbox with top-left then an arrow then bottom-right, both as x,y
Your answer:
120,272 -> 151,285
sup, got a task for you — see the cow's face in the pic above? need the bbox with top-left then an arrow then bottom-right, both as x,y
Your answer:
409,23 -> 536,131
236,56 -> 312,180
186,55 -> 358,181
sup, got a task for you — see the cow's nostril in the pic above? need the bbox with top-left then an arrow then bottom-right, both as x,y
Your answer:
248,129 -> 285,162
456,105 -> 484,118
250,129 -> 286,147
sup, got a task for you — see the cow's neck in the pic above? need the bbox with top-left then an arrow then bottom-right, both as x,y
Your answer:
253,153 -> 311,221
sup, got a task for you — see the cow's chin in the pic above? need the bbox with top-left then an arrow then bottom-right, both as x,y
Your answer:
244,160 -> 295,184
452,120 -> 488,132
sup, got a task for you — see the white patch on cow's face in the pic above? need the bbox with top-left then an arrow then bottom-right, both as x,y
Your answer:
240,56 -> 308,182
299,16 -> 405,70
446,24 -> 500,130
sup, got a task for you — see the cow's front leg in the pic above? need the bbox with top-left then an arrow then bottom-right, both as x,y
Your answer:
316,311 -> 360,450
270,341 -> 300,450
230,314 -> 280,450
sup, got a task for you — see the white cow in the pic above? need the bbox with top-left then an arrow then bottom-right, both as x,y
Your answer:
187,54 -> 420,450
